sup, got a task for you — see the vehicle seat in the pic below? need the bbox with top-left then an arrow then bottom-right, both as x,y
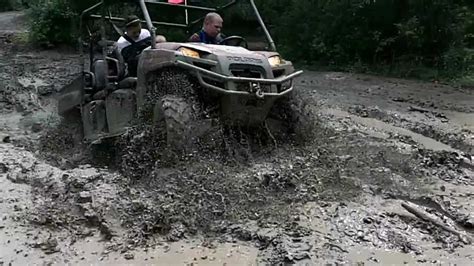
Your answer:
107,43 -> 126,81
90,41 -> 126,89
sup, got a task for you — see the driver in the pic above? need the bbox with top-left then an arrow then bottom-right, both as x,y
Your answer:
188,12 -> 225,44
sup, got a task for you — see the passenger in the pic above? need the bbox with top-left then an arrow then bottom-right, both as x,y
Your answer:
116,15 -> 151,53
118,16 -> 163,76
188,12 -> 225,44
117,16 -> 167,76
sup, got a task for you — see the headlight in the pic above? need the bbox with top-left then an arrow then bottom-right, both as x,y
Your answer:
268,55 -> 283,67
178,47 -> 200,58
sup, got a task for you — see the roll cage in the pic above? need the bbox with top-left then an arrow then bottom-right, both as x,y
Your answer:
80,0 -> 276,53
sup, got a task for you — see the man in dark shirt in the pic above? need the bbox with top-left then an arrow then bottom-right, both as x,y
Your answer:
188,12 -> 225,44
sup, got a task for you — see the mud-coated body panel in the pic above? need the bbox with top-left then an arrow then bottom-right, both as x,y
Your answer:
82,100 -> 107,141
105,89 -> 136,134
135,44 -> 301,125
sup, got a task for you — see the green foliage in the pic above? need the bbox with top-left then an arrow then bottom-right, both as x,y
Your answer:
0,0 -> 26,11
26,0 -> 98,46
255,0 -> 474,79
441,46 -> 474,77
24,0 -> 473,80
27,0 -> 77,45
0,0 -> 12,11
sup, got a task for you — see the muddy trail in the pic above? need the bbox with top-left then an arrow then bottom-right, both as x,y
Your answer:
1,15 -> 474,265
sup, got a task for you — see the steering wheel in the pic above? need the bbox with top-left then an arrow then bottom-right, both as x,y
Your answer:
219,36 -> 248,49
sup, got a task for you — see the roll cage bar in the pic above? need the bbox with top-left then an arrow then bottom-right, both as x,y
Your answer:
80,0 -> 276,51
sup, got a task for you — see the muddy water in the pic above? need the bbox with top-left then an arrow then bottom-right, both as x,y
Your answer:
2,135 -> 267,264
2,233 -> 258,265
68,238 -> 258,265
306,202 -> 472,264
345,246 -> 474,265
299,196 -> 474,265
445,110 -> 474,131
322,108 -> 458,152
0,142 -> 260,265
0,158 -> 39,265
343,199 -> 474,265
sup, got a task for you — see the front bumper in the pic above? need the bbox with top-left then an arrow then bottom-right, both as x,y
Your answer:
175,60 -> 303,98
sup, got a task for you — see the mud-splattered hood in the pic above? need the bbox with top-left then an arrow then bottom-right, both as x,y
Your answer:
154,42 -> 275,59
181,43 -> 256,55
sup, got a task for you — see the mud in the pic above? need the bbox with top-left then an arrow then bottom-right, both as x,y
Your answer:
1,13 -> 473,265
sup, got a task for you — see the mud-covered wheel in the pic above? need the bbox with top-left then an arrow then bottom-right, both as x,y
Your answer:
153,95 -> 193,151
117,69 -> 200,178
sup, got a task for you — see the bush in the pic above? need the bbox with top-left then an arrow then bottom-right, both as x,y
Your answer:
255,0 -> 474,79
0,0 -> 31,11
26,0 -> 98,46
0,0 -> 15,11
441,46 -> 474,77
27,0 -> 77,46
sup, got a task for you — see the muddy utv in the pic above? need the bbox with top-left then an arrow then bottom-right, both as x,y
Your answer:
57,0 -> 303,149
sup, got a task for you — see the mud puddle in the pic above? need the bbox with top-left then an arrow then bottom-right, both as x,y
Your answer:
322,108 -> 459,152
0,142 -> 259,265
444,110 -> 474,131
300,70 -> 474,154
0,155 -> 37,265
341,198 -> 474,265
67,237 -> 258,265
296,196 -> 474,265
346,246 -> 473,265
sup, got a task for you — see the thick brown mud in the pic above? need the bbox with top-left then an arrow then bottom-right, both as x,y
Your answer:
1,15 -> 473,265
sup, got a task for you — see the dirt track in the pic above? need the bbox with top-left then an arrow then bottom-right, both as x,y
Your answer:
1,13 -> 473,265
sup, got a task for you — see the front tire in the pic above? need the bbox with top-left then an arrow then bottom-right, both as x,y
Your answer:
153,95 -> 193,151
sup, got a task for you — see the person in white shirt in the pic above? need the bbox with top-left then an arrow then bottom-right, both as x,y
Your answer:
116,15 -> 167,76
117,15 -> 148,76
116,15 -> 151,53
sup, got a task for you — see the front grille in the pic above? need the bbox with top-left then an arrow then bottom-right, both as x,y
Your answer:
229,64 -> 266,79
231,69 -> 262,78
272,69 -> 285,78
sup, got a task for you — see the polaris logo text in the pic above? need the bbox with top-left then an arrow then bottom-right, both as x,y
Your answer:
226,56 -> 263,64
